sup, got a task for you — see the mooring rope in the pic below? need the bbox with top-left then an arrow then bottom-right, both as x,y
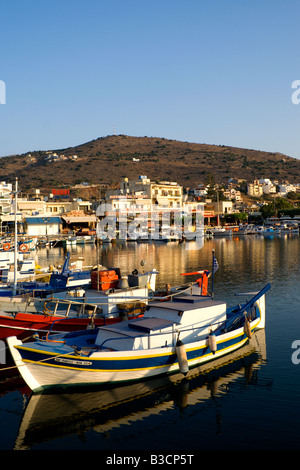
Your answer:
0,343 -> 77,372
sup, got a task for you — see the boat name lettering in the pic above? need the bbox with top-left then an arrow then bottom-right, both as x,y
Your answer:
54,357 -> 92,366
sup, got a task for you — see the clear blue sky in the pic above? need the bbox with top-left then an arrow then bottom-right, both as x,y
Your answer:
1,0 -> 300,159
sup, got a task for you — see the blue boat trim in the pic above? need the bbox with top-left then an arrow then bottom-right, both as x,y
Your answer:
15,322 -> 258,373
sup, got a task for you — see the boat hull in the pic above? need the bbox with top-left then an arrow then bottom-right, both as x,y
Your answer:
7,316 -> 262,392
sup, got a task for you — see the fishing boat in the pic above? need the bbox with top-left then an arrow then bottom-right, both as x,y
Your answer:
0,252 -> 91,297
19,252 -> 92,295
7,271 -> 271,392
157,225 -> 180,242
0,240 -> 37,281
0,254 -> 36,286
14,329 -> 266,449
235,224 -> 258,235
211,227 -> 233,237
255,226 -> 280,236
280,223 -> 299,234
0,297 -> 147,341
0,266 -> 158,340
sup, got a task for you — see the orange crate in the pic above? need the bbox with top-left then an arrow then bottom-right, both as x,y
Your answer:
91,270 -> 119,290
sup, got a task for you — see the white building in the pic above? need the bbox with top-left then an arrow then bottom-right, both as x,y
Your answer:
106,194 -> 152,217
191,185 -> 208,198
247,180 -> 263,197
24,216 -> 62,236
211,200 -> 234,215
259,178 -> 272,185
118,176 -> 183,209
223,188 -> 242,202
258,178 -> 277,195
262,183 -> 276,195
278,183 -> 297,196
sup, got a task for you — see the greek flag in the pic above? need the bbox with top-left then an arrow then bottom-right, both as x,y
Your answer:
213,255 -> 219,274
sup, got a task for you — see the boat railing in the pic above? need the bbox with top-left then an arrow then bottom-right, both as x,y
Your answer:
41,297 -> 101,318
42,295 -> 148,316
36,280 -> 205,310
17,277 -> 206,308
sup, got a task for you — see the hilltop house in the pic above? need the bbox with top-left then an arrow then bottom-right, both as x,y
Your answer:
278,183 -> 299,196
247,180 -> 264,197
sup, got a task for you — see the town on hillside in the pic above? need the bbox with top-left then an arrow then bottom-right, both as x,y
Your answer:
0,175 -> 299,241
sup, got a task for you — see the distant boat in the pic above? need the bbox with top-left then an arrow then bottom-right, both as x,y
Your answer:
0,245 -> 37,295
211,227 -> 233,237
0,252 -> 91,297
235,224 -> 257,235
262,227 -> 274,235
280,223 -> 299,234
255,226 -> 281,236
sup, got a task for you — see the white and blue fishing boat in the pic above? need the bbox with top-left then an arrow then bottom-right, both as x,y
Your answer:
0,253 -> 36,287
7,257 -> 271,392
12,252 -> 91,297
14,329 -> 266,449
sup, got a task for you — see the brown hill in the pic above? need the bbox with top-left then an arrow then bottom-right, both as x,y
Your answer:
1,134 -> 300,191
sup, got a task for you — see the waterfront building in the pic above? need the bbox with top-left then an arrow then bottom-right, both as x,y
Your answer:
105,193 -> 152,218
24,216 -> 62,236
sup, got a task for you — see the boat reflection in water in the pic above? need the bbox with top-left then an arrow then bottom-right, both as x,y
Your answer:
15,330 -> 267,450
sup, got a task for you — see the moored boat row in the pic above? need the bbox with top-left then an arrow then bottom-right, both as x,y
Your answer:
0,261 -> 159,340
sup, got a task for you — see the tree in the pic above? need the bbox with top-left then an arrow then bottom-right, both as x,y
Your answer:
260,197 -> 294,218
224,213 -> 247,224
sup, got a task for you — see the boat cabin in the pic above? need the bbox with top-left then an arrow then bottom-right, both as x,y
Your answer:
94,295 -> 227,351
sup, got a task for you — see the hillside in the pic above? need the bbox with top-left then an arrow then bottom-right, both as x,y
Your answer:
1,134 -> 300,191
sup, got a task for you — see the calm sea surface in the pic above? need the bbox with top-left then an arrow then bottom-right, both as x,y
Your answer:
0,233 -> 300,451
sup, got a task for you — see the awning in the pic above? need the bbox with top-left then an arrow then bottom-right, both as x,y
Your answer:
25,217 -> 62,225
61,216 -> 96,223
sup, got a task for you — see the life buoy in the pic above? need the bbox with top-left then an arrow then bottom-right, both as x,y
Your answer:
19,244 -> 29,252
3,242 -> 10,251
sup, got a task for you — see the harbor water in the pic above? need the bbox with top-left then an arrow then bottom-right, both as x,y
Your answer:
0,233 -> 300,451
